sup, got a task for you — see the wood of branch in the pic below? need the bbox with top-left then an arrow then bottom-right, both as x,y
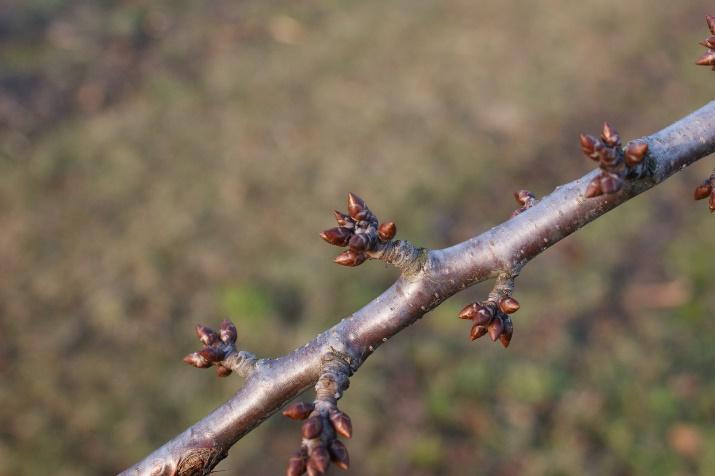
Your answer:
120,101 -> 715,476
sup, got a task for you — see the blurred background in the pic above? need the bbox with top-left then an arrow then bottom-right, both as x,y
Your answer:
1,1 -> 714,475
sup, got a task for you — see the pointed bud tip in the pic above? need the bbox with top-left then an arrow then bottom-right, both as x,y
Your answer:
499,297 -> 520,314
378,222 -> 397,241
330,410 -> 353,439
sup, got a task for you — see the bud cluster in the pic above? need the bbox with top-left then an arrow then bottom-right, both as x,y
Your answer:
182,319 -> 238,377
693,170 -> 715,212
320,193 -> 396,267
579,122 -> 649,198
511,190 -> 537,217
696,15 -> 715,69
458,295 -> 520,348
283,400 -> 352,475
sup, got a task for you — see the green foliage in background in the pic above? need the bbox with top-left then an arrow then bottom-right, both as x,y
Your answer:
0,1 -> 713,475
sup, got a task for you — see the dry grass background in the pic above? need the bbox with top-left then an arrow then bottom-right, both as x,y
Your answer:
0,1 -> 714,474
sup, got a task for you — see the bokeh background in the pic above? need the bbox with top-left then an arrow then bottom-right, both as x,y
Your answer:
1,1 -> 714,475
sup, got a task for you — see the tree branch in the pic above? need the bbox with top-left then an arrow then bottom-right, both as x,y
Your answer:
120,101 -> 715,476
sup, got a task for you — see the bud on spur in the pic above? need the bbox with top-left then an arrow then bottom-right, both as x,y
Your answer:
302,416 -> 323,439
601,122 -> 621,147
308,445 -> 330,474
498,297 -> 520,314
694,181 -> 713,200
579,134 -> 600,160
499,317 -> 514,348
377,222 -> 396,241
220,319 -> 237,344
470,324 -> 488,341
183,352 -> 211,368
283,401 -> 315,420
195,325 -> 218,346
286,449 -> 308,476
329,440 -> 350,470
585,177 -> 603,198
624,142 -> 648,167
215,365 -> 232,377
487,317 -> 504,342
329,410 -> 353,439
347,193 -> 368,220
334,250 -> 367,267
320,227 -> 353,247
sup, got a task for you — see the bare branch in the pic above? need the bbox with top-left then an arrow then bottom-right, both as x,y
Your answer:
120,102 -> 715,475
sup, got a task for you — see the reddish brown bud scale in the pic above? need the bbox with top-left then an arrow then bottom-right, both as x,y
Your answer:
215,365 -> 232,377
198,346 -> 224,363
195,325 -> 218,346
600,173 -> 623,194
287,449 -> 308,476
499,318 -> 514,348
334,250 -> 366,267
625,142 -> 648,166
309,446 -> 330,474
347,193 -> 367,220
220,319 -> 238,344
333,210 -> 351,227
601,122 -> 620,147
488,317 -> 504,341
694,181 -> 713,200
330,410 -> 353,439
320,227 -> 353,247
709,191 -> 715,212
708,15 -> 715,35
470,324 -> 488,341
302,416 -> 323,439
579,134 -> 599,159
585,177 -> 603,198
458,303 -> 478,320
377,222 -> 396,241
348,233 -> 369,252
329,440 -> 350,470
696,51 -> 715,66
498,297 -> 520,314
283,401 -> 315,420
183,352 -> 211,368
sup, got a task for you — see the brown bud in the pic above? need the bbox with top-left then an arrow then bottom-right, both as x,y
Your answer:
198,346 -> 225,363
329,440 -> 350,470
308,445 -> 330,474
625,142 -> 648,167
579,134 -> 599,159
585,177 -> 603,198
334,250 -> 366,267
498,297 -> 520,314
701,36 -> 715,49
598,146 -> 618,166
470,324 -> 488,341
320,227 -> 353,247
220,319 -> 237,344
330,410 -> 353,439
183,352 -> 211,368
458,303 -> 478,320
287,449 -> 308,476
283,401 -> 315,420
475,305 -> 495,326
348,233 -> 369,252
499,318 -> 514,348
334,210 -> 352,227
215,365 -> 232,377
488,317 -> 504,342
514,189 -> 535,205
600,173 -> 624,194
694,181 -> 713,200
709,191 -> 715,212
302,416 -> 323,439
195,325 -> 218,346
377,222 -> 396,241
696,50 -> 715,66
708,15 -> 715,35
347,193 -> 367,220
601,122 -> 620,147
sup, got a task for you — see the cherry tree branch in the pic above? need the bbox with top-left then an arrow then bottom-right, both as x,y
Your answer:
120,101 -> 715,476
